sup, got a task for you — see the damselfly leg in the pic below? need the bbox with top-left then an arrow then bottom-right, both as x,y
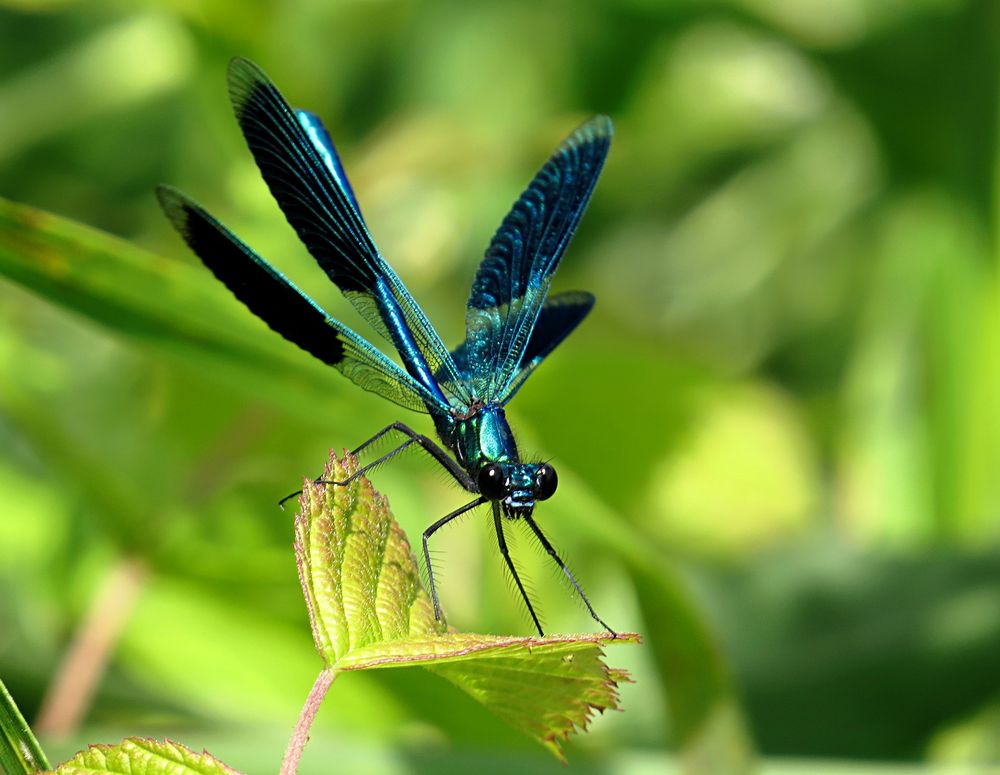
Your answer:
523,514 -> 616,637
422,497 -> 486,623
278,421 -> 475,507
493,503 -> 544,636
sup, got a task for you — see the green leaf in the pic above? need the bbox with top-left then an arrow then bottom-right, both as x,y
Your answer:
0,196 -> 265,364
52,739 -> 239,775
344,633 -> 633,760
0,196 -> 360,420
294,452 -> 639,761
632,564 -> 755,772
295,453 -> 443,659
0,678 -> 50,774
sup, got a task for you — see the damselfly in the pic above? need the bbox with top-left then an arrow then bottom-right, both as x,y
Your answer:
157,58 -> 614,636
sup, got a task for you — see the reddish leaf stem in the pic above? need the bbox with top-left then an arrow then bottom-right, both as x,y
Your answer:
280,668 -> 335,775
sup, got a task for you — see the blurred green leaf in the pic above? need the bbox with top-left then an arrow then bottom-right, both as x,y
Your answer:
0,15 -> 192,165
549,468 -> 757,771
0,196 -> 360,420
295,452 -> 638,761
632,564 -> 754,773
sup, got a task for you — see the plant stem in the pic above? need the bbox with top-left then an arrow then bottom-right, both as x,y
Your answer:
280,668 -> 335,775
34,556 -> 147,738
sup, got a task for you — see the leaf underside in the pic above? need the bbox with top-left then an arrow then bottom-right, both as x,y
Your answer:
295,452 -> 639,761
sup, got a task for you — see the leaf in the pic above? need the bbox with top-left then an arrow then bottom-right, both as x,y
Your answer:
294,452 -> 639,761
0,196 -> 361,421
343,632 -> 633,759
52,738 -> 239,775
295,453 -> 443,660
0,678 -> 50,774
632,564 -> 756,772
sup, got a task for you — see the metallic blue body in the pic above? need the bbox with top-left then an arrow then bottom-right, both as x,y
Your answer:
451,404 -> 517,465
295,109 -> 364,218
372,276 -> 450,407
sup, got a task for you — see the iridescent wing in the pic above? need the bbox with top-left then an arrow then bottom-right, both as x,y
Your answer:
462,116 -> 611,403
497,290 -> 594,402
445,290 -> 594,400
156,186 -> 447,414
226,57 -> 472,409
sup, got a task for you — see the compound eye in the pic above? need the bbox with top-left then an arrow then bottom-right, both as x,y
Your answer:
534,464 -> 558,500
477,463 -> 507,501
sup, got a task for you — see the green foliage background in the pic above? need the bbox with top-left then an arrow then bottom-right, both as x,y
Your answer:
1,0 -> 999,772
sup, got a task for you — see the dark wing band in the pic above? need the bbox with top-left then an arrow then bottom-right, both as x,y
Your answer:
156,185 -> 446,414
226,58 -> 470,408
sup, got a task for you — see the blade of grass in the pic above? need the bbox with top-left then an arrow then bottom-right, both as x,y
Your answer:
0,678 -> 50,774
0,196 -> 359,421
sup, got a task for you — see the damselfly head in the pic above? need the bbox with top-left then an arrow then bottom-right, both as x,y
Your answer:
477,461 -> 558,516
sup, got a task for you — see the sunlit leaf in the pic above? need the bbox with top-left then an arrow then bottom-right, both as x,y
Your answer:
52,738 -> 238,775
294,452 -> 638,761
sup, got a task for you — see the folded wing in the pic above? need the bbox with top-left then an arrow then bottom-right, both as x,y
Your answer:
226,57 -> 471,409
156,185 -> 446,414
445,291 -> 594,402
462,116 -> 611,403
